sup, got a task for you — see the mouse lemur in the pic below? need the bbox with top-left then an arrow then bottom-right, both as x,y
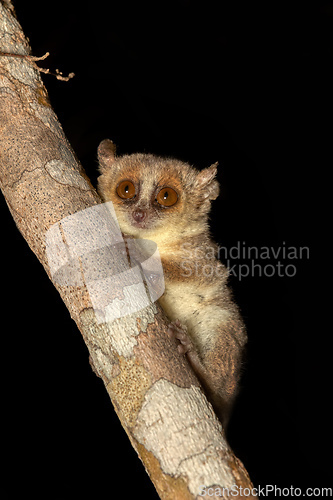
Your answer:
97,139 -> 247,427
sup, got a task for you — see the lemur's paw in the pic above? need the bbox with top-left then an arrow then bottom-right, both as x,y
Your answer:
167,319 -> 194,355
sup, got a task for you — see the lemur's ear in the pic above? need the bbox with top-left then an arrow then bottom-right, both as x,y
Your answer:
195,162 -> 220,201
97,139 -> 117,173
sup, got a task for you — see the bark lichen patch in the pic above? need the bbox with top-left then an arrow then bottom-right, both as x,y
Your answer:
133,379 -> 235,496
45,159 -> 90,191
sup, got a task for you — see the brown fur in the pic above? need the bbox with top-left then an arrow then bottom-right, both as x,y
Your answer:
97,139 -> 247,427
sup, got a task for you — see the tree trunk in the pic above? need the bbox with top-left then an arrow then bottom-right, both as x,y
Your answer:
0,2 -> 257,498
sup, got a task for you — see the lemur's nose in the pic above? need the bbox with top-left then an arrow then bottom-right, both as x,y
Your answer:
132,208 -> 146,223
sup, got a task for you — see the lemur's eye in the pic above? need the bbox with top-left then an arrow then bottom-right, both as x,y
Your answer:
156,187 -> 178,207
116,180 -> 136,199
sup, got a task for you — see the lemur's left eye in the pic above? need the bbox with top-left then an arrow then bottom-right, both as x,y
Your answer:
116,180 -> 136,199
156,187 -> 178,207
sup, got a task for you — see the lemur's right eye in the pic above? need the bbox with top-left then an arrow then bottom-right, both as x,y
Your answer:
116,180 -> 136,199
156,187 -> 178,207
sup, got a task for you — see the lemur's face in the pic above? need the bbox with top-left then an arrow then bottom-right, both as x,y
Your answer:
101,164 -> 184,238
97,140 -> 220,241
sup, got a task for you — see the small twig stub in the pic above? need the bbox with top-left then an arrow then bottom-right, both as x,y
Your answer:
0,50 -> 75,81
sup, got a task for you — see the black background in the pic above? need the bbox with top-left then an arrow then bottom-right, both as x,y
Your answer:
1,1 -> 331,498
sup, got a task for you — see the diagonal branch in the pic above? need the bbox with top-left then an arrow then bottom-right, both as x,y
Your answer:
0,2 -> 257,498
